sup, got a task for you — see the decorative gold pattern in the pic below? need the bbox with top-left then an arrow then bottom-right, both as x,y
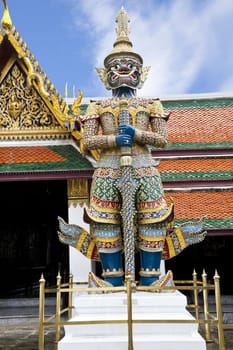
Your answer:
0,63 -> 67,139
67,179 -> 89,208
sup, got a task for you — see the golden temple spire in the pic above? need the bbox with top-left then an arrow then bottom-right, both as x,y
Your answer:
1,0 -> 12,30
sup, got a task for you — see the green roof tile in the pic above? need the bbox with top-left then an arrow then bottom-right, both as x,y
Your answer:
161,170 -> 233,182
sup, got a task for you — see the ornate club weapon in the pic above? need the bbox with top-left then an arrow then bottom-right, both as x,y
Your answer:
117,99 -> 138,282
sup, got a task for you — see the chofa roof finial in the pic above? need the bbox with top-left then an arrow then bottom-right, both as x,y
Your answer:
1,0 -> 12,30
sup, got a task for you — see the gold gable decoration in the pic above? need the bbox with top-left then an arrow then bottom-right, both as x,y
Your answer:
0,0 -> 83,141
0,62 -> 68,140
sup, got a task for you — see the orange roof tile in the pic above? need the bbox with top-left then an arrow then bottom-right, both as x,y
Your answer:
165,191 -> 232,219
167,107 -> 233,143
158,158 -> 233,172
0,146 -> 66,164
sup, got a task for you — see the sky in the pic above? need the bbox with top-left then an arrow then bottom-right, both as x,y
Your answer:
3,0 -> 233,99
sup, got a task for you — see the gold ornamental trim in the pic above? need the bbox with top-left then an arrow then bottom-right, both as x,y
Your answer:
67,179 -> 89,208
0,128 -> 69,140
85,207 -> 120,225
137,203 -> 174,225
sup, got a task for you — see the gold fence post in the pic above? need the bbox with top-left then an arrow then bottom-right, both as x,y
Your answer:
193,269 -> 199,323
68,273 -> 73,320
214,270 -> 225,350
55,271 -> 62,343
126,274 -> 134,350
202,269 -> 211,341
38,274 -> 45,350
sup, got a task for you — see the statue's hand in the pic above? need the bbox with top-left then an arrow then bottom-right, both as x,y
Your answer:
118,124 -> 135,138
116,134 -> 133,147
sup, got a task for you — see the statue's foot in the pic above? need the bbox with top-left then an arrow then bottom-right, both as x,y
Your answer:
149,270 -> 175,292
88,272 -> 113,294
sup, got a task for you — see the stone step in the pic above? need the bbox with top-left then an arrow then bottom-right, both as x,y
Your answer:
0,297 -> 56,325
65,313 -> 199,337
58,333 -> 206,350
58,291 -> 207,350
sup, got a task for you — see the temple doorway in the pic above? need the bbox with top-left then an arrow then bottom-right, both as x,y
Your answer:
0,180 -> 69,297
165,236 -> 233,295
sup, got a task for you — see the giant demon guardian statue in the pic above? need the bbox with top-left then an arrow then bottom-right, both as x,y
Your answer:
58,8 -> 206,288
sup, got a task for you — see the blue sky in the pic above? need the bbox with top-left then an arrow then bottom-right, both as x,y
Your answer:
3,0 -> 233,99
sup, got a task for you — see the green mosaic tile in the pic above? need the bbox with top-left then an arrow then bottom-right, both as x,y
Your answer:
162,97 -> 233,110
166,142 -> 233,149
175,218 -> 233,230
160,171 -> 233,182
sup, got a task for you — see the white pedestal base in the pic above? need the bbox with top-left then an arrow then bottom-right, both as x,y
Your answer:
58,291 -> 206,350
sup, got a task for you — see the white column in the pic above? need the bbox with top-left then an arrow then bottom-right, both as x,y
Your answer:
68,204 -> 91,283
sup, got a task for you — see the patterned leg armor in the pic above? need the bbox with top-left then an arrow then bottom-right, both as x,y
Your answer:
139,249 -> 161,286
100,251 -> 124,286
92,222 -> 124,286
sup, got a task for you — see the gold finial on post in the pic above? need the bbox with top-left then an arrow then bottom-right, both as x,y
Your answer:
39,273 -> 45,350
64,82 -> 68,98
72,85 -> 75,98
1,0 -> 12,30
202,269 -> 211,342
192,269 -> 199,322
214,270 -> 225,350
55,271 -> 62,343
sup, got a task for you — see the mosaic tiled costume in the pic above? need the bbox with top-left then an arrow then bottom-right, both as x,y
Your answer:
58,8 -> 206,287
81,97 -> 174,285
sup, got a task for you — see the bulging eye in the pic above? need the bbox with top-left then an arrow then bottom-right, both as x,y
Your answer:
127,63 -> 133,69
114,64 -> 120,70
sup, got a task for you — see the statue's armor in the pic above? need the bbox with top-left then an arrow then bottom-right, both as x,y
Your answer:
81,98 -> 172,259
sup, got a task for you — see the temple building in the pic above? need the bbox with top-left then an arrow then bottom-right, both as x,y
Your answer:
0,2 -> 232,298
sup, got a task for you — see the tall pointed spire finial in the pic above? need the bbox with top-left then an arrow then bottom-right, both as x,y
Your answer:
1,0 -> 12,30
103,7 -> 143,67
115,7 -> 130,39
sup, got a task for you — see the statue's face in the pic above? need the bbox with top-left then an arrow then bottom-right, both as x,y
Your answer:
106,57 -> 142,90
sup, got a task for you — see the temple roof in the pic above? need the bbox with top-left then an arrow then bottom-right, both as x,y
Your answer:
0,24 -> 68,139
164,97 -> 233,148
0,142 -> 93,181
0,1 -> 86,179
158,158 -> 233,182
165,190 -> 233,234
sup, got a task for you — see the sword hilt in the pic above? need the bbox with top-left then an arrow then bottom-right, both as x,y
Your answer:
119,99 -> 132,166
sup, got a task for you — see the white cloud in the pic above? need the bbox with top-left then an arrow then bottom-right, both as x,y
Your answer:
70,0 -> 233,96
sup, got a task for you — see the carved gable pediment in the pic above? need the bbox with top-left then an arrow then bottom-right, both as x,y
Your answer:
0,60 -> 64,139
0,1 -> 81,141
